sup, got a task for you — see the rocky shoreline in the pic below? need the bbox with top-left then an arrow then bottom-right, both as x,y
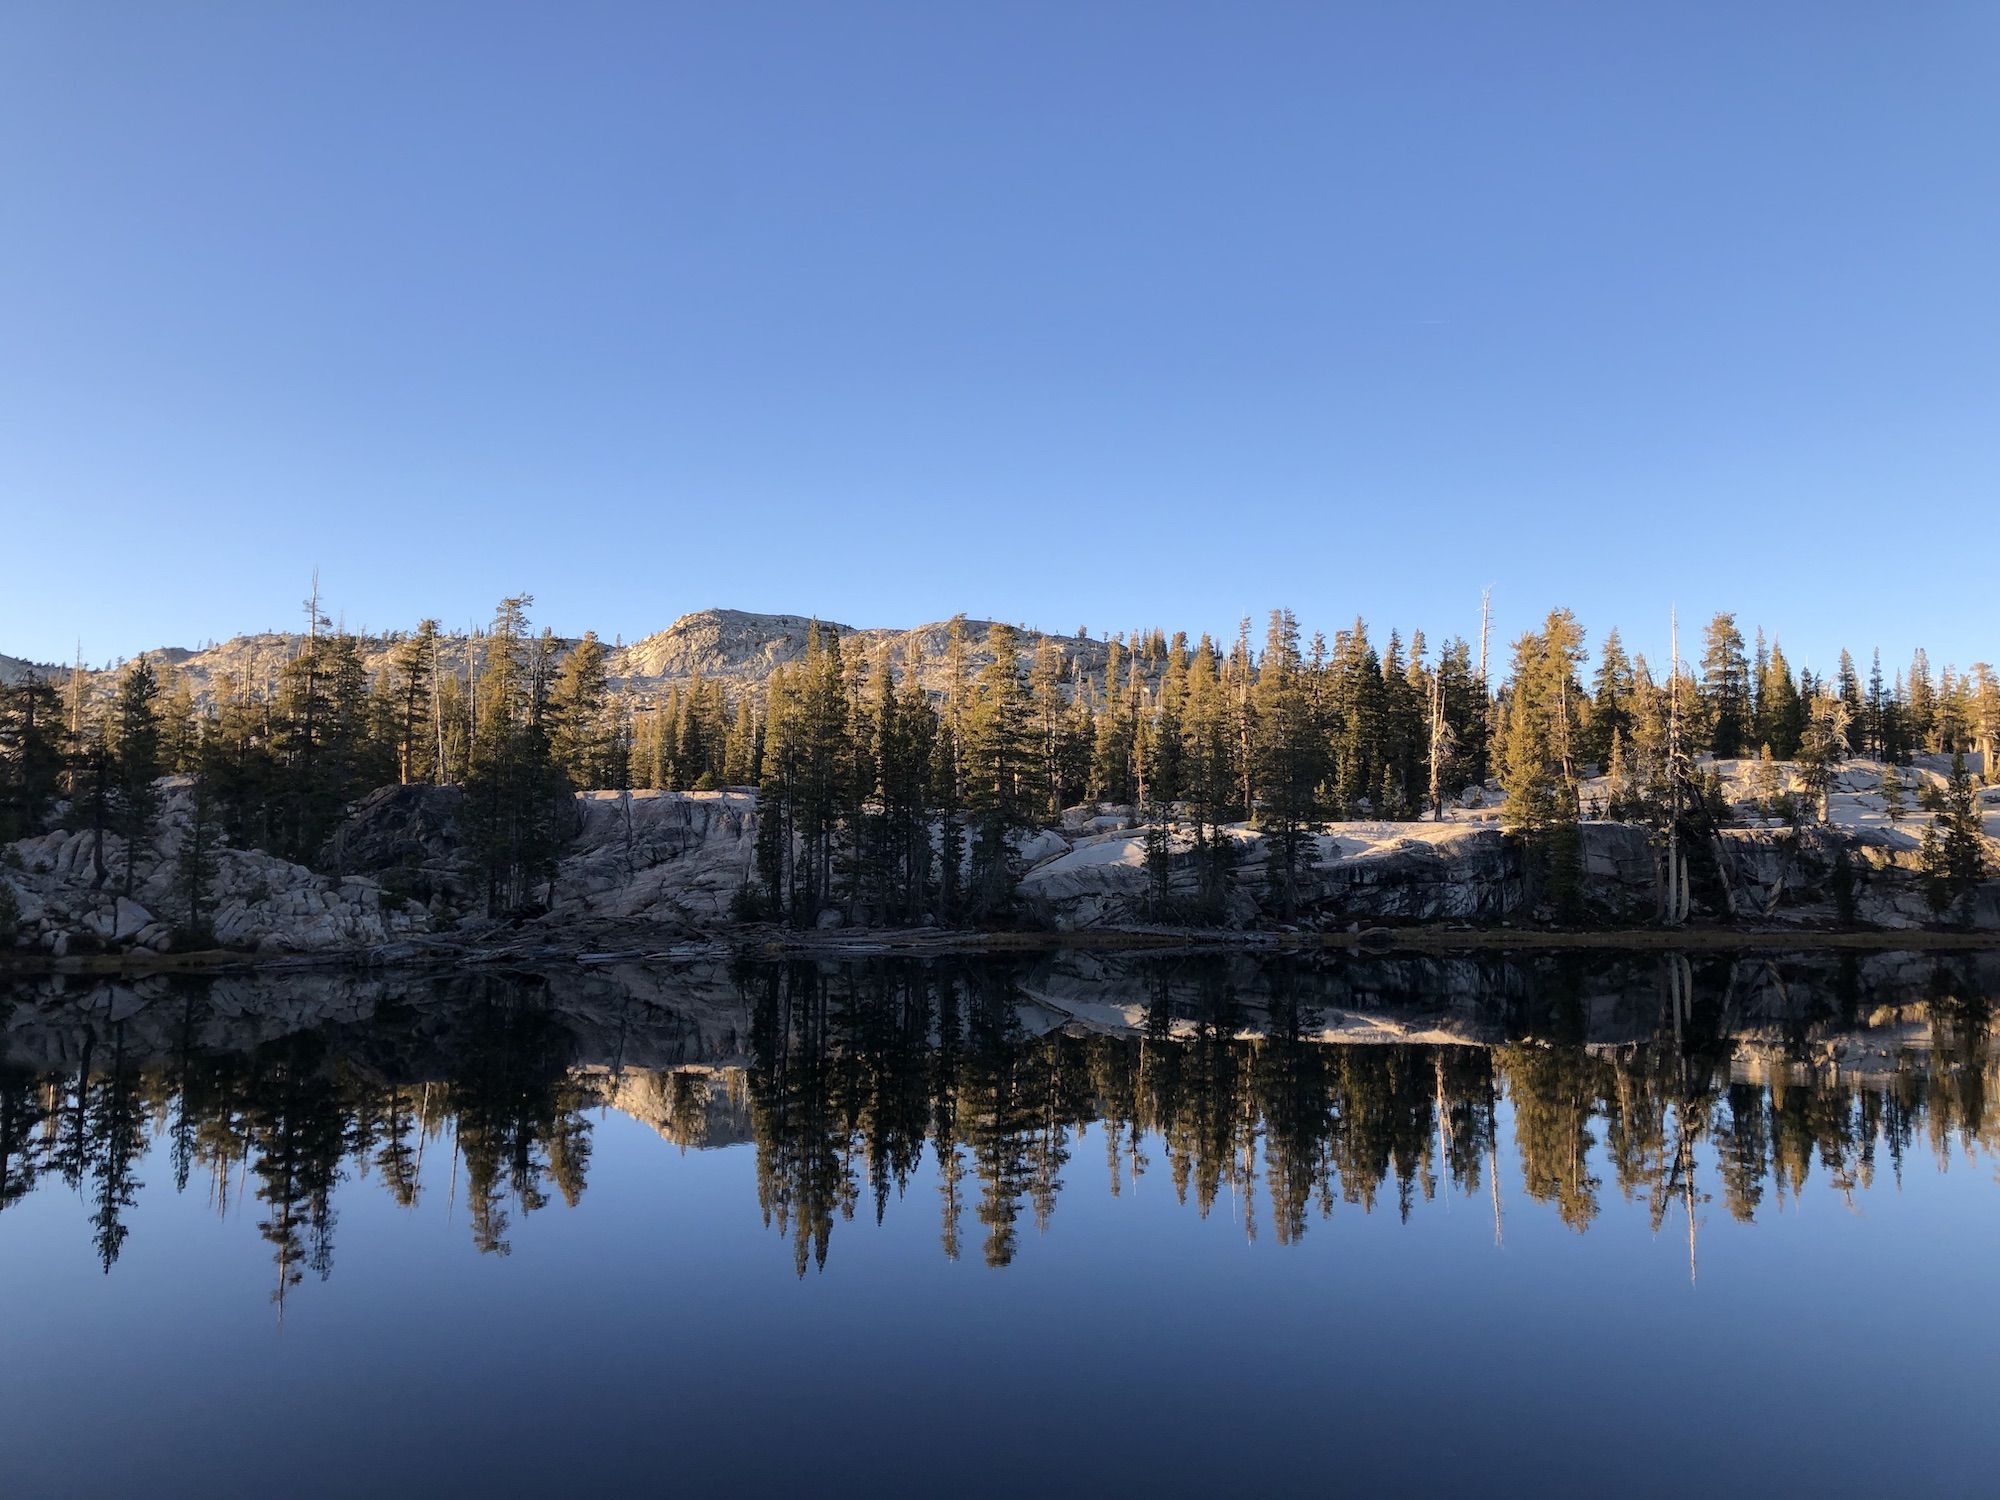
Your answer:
7,768 -> 2000,975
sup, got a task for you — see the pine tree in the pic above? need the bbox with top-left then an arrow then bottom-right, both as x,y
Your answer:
1437,637 -> 1489,789
461,598 -> 574,914
1969,663 -> 2000,784
272,582 -> 334,861
157,661 -> 201,775
792,624 -> 853,919
1328,618 -> 1382,815
1864,650 -> 1888,759
961,624 -> 1031,918
1700,612 -> 1752,759
175,733 -> 222,942
322,632 -> 390,815
1796,696 -> 1850,823
1836,650 -> 1864,727
1906,648 -> 1938,751
0,671 -> 64,841
723,692 -> 760,787
384,620 -> 442,784
1588,628 -> 1634,766
1029,637 -> 1069,821
1252,609 -> 1320,914
1178,636 -> 1239,916
1089,637 -> 1135,805
1921,750 -> 1989,915
881,644 -> 939,920
1227,619 -> 1257,821
1879,763 -> 1907,824
109,655 -> 164,896
1499,610 -> 1586,915
931,619 -> 970,923
1749,744 -> 1785,823
1756,641 -> 1805,759
548,631 -> 613,790
755,665 -> 799,918
74,710 -> 115,889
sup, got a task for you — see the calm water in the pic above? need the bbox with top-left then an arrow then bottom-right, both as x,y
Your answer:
4,951 -> 2000,1498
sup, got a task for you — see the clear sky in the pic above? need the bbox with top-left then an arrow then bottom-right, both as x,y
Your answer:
4,3 -> 1997,675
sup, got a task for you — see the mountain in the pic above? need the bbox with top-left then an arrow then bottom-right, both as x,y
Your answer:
6,608 -> 1115,703
0,652 -> 43,686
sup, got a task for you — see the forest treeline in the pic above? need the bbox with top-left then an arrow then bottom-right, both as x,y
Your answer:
3,592 -> 1997,930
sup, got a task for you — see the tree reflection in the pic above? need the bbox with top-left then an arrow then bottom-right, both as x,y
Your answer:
4,956 -> 2000,1287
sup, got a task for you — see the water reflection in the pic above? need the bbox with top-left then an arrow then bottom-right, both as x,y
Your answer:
3,952 -> 1997,1295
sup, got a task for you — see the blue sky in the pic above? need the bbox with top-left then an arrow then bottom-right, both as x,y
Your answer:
4,3 -> 1997,675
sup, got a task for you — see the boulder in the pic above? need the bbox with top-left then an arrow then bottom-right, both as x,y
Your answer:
112,897 -> 153,942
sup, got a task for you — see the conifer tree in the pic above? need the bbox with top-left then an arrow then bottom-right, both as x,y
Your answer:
548,631 -> 613,790
1879,763 -> 1907,824
272,582 -> 334,860
1178,636 -> 1239,915
961,624 -> 1031,917
1749,744 -> 1785,823
1436,637 -> 1489,789
1381,629 -> 1426,810
205,671 -> 276,854
1499,610 -> 1586,915
1252,609 -> 1319,914
1588,628 -> 1634,766
1921,750 -> 1989,915
880,644 -> 939,919
931,619 -> 970,922
0,671 -> 64,841
755,664 -> 799,917
108,655 -> 164,896
74,711 -> 115,889
384,620 -> 442,784
1089,636 -> 1135,805
1700,613 -> 1752,759
1905,648 -> 1938,750
322,632 -> 390,813
1029,638 -> 1069,821
1227,619 -> 1256,820
174,730 -> 222,941
1796,696 -> 1850,823
1836,650 -> 1864,727
723,693 -> 760,787
1756,642 -> 1805,759
461,598 -> 573,914
1864,650 -> 1888,759
1148,633 -> 1189,809
156,661 -> 201,775
1604,728 -> 1631,814
1328,618 -> 1383,815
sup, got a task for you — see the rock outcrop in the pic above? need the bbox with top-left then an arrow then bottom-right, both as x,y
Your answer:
1014,818 -> 1659,928
12,768 -> 2000,960
314,786 -> 2000,936
545,790 -> 759,926
319,783 -> 471,903
2,779 -> 430,956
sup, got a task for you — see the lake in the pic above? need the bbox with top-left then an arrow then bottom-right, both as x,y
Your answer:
4,950 -> 1998,1498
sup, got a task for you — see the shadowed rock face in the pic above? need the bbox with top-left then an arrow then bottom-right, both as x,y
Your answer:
548,790 -> 758,925
312,787 -> 1998,934
318,783 -> 469,901
10,782 -> 1997,957
2,779 -> 431,957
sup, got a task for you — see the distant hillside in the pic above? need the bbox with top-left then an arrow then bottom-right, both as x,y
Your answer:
0,653 -> 45,686
5,608 -> 1114,703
